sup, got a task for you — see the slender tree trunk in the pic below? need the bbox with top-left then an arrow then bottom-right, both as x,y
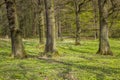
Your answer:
38,12 -> 45,44
5,0 -> 26,58
44,0 -> 57,56
58,21 -> 63,41
92,0 -> 98,40
56,10 -> 63,41
55,16 -> 58,40
38,0 -> 44,44
97,0 -> 113,55
32,7 -> 38,37
74,1 -> 81,45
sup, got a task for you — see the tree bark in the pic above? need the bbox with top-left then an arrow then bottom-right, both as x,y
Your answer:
92,0 -> 99,40
56,10 -> 63,41
38,12 -> 44,44
38,0 -> 44,44
74,1 -> 81,45
58,21 -> 63,41
5,0 -> 26,58
44,0 -> 57,56
97,0 -> 113,55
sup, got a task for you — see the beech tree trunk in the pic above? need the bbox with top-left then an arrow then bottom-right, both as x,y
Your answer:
97,0 -> 113,55
5,0 -> 26,58
44,0 -> 57,55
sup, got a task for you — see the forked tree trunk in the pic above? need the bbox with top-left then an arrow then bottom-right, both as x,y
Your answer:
44,0 -> 57,56
5,0 -> 26,58
97,0 -> 113,55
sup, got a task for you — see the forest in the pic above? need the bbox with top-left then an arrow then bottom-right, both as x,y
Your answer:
0,0 -> 120,80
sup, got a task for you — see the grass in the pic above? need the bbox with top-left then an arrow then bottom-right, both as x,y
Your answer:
0,38 -> 120,80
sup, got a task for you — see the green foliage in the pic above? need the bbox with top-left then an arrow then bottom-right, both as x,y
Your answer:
0,39 -> 120,80
110,22 -> 120,38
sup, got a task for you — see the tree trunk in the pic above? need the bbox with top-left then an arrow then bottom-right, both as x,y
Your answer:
58,21 -> 63,41
74,1 -> 81,45
38,12 -> 45,44
97,0 -> 113,55
56,10 -> 63,41
92,0 -> 99,40
5,0 -> 26,58
44,0 -> 57,56
38,0 -> 44,44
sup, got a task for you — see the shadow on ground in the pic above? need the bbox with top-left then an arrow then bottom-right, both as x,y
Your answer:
38,57 -> 120,80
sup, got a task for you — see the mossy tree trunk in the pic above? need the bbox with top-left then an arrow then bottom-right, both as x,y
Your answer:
97,0 -> 113,55
44,0 -> 57,56
5,0 -> 26,58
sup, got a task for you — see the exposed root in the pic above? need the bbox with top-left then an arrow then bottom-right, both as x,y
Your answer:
96,50 -> 113,56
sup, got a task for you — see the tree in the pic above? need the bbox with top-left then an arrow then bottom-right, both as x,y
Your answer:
54,0 -> 63,41
5,0 -> 26,58
68,0 -> 91,45
73,0 -> 81,45
97,0 -> 113,55
38,0 -> 45,44
44,0 -> 57,56
92,0 -> 99,40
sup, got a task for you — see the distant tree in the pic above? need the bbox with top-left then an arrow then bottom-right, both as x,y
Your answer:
73,0 -> 81,45
92,0 -> 99,40
38,0 -> 45,44
54,1 -> 63,41
5,0 -> 26,58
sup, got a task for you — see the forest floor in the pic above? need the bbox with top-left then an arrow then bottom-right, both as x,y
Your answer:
0,38 -> 120,80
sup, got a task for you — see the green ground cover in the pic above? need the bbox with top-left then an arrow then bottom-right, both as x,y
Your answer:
0,39 -> 120,80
